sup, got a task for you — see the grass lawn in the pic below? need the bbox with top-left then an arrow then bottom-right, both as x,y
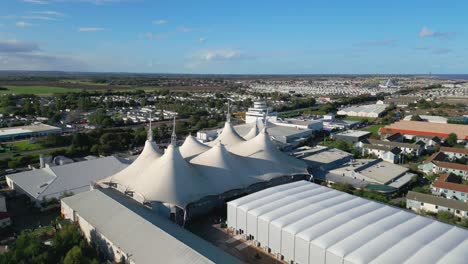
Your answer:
0,86 -> 83,95
0,140 -> 45,155
342,116 -> 376,122
364,124 -> 385,135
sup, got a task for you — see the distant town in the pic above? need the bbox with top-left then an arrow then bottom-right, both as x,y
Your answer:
0,73 -> 467,263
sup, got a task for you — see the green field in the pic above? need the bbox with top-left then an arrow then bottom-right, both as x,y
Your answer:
0,86 -> 83,95
342,116 -> 376,122
363,124 -> 385,135
0,140 -> 45,155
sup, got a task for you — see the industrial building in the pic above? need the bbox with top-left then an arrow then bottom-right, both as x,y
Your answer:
333,130 -> 371,144
227,181 -> 468,264
292,146 -> 353,171
100,115 -> 308,225
6,155 -> 129,206
403,115 -> 448,124
380,121 -> 468,141
61,188 -> 240,264
337,103 -> 389,118
326,159 -> 415,190
0,123 -> 61,142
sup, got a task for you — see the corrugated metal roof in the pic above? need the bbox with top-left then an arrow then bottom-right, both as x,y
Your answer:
62,188 -> 241,264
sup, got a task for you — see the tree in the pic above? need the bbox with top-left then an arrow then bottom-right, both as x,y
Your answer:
410,115 -> 423,121
447,133 -> 458,146
63,246 -> 84,264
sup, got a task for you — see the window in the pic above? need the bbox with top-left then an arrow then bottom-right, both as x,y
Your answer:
444,190 -> 448,193
435,206 -> 438,209
421,202 -> 424,206
456,210 -> 460,214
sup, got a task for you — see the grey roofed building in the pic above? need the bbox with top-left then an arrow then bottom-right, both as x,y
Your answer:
327,159 -> 415,189
407,191 -> 468,212
333,130 -> 372,144
292,146 -> 353,171
0,123 -> 61,141
6,156 -> 129,205
61,188 -> 241,264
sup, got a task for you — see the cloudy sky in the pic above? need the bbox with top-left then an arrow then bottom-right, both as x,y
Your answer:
0,0 -> 467,74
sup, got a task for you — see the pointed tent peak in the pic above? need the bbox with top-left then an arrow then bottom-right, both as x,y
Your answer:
244,121 -> 259,140
171,116 -> 177,146
208,120 -> 245,147
180,135 -> 210,159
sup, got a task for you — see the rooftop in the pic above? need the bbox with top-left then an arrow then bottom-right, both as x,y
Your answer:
7,156 -> 128,200
432,173 -> 468,193
440,146 -> 468,155
334,130 -> 372,138
407,191 -> 468,211
292,146 -> 352,167
381,121 -> 468,139
62,188 -> 240,264
433,161 -> 468,171
0,123 -> 61,137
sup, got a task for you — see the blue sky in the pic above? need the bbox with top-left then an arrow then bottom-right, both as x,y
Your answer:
0,0 -> 467,74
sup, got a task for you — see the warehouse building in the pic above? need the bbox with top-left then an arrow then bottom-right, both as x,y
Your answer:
6,156 -> 129,206
333,130 -> 371,144
62,188 -> 240,264
0,123 -> 61,142
337,103 -> 389,118
227,181 -> 468,264
380,121 -> 468,141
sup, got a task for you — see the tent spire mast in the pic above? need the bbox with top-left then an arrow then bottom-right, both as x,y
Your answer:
147,112 -> 153,141
171,116 -> 177,146
226,100 -> 231,123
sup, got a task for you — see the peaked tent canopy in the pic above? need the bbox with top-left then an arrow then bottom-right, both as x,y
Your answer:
230,130 -> 307,179
180,135 -> 211,159
208,121 -> 246,148
243,121 -> 259,140
132,144 -> 216,208
191,143 -> 259,192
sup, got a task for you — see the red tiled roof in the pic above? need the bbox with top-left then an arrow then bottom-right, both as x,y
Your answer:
440,146 -> 468,155
423,152 -> 446,164
433,161 -> 468,171
432,173 -> 468,193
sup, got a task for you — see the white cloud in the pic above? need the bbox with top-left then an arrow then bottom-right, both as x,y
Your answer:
30,11 -> 65,16
419,26 -> 456,38
197,37 -> 206,43
22,0 -> 49,4
78,27 -> 105,32
16,21 -> 33,27
0,40 -> 40,52
196,49 -> 243,61
152,19 -> 168,25
21,15 -> 56,20
177,26 -> 194,32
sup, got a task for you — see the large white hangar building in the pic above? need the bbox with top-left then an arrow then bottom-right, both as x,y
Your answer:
227,181 -> 468,264
99,115 -> 308,225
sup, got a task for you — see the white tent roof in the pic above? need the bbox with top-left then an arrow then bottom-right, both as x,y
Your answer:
180,135 -> 211,159
132,144 -> 216,208
207,121 -> 245,147
243,122 -> 259,140
190,143 -> 259,192
100,139 -> 161,189
227,181 -> 468,264
229,130 -> 307,178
